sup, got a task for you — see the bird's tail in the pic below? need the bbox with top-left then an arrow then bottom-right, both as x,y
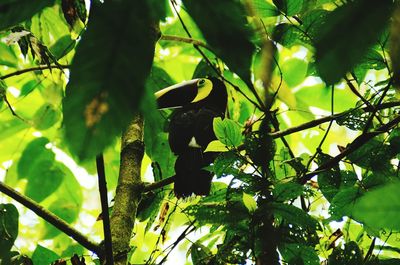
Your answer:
174,148 -> 215,198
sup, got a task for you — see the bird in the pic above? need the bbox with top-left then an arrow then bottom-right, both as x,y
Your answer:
154,77 -> 227,198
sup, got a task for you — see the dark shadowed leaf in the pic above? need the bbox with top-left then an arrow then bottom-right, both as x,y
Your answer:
190,242 -> 213,265
63,1 -> 156,160
273,182 -> 304,202
0,204 -> 19,258
279,243 -> 319,265
315,0 -> 393,84
328,241 -> 362,265
183,0 -> 255,84
318,170 -> 358,202
0,0 -> 55,31
271,203 -> 318,229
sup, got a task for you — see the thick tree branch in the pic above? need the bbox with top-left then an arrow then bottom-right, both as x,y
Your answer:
0,181 -> 102,255
144,175 -> 175,192
110,115 -> 145,265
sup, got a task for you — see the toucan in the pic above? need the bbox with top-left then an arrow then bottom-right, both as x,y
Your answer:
155,77 -> 227,198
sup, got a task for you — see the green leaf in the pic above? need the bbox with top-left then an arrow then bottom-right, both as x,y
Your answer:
329,187 -> 364,220
212,151 -> 241,178
0,43 -> 19,67
272,23 -> 305,47
24,160 -> 65,203
273,0 -> 303,16
318,170 -> 358,202
352,182 -> 400,230
17,137 -> 55,179
242,192 -> 257,213
347,139 -> 393,173
279,243 -> 319,265
49,34 -> 75,60
213,117 -> 242,147
0,204 -> 19,258
0,0 -> 55,31
252,0 -> 280,18
204,140 -> 229,152
63,0 -> 156,160
273,182 -> 304,202
281,58 -> 308,88
31,245 -> 59,265
315,0 -> 393,85
33,104 -> 61,130
183,0 -> 255,84
190,242 -> 213,265
271,203 -> 318,229
42,164 -> 83,238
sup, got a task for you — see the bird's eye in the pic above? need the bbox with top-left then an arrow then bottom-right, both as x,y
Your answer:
198,79 -> 206,86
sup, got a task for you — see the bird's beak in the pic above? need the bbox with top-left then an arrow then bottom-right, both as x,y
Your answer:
155,78 -> 212,109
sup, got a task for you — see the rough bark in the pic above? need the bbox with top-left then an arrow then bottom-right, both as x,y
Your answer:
110,116 -> 145,264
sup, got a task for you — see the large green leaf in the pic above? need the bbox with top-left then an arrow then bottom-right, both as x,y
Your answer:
0,0 -> 55,31
31,245 -> 59,265
0,204 -> 19,258
315,0 -> 393,85
213,117 -> 242,147
182,0 -> 255,84
63,0 -> 156,160
24,160 -> 65,203
42,164 -> 83,239
17,137 -> 55,179
352,182 -> 400,230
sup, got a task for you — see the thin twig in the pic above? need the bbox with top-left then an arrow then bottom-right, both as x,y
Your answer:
96,154 -> 114,264
300,114 -> 400,183
1,64 -> 69,80
160,35 -> 212,51
270,101 -> 400,138
362,79 -> 393,133
305,85 -> 335,170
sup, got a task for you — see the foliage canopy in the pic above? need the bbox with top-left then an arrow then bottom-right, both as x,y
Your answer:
0,0 -> 400,264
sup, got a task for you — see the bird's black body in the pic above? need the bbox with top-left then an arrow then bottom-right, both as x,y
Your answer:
155,77 -> 227,197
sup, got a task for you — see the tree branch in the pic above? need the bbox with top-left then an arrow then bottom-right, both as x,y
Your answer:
0,181 -> 102,255
96,154 -> 113,264
144,175 -> 175,192
160,35 -> 212,50
269,101 -> 400,139
300,115 -> 400,183
110,115 -> 145,265
0,64 -> 69,79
